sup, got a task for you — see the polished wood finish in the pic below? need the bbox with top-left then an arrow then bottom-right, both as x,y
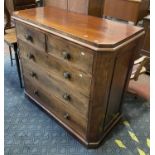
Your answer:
13,7 -> 144,148
103,0 -> 150,24
104,40 -> 140,128
13,7 -> 144,49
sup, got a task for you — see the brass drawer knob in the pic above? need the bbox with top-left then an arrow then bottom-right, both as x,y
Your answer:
64,113 -> 70,120
34,90 -> 39,96
62,52 -> 71,60
31,72 -> 37,78
25,34 -> 33,42
63,93 -> 71,101
63,72 -> 71,79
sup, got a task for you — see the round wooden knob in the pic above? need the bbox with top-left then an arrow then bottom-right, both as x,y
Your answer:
34,90 -> 39,96
63,72 -> 71,79
63,93 -> 70,101
31,72 -> 37,78
25,34 -> 33,42
62,52 -> 70,60
27,53 -> 35,61
64,113 -> 70,120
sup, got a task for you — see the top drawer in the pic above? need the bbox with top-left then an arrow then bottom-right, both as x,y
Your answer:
47,33 -> 94,74
15,21 -> 46,51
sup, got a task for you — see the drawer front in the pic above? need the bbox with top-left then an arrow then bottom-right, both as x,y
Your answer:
16,21 -> 46,51
47,33 -> 94,74
19,40 -> 91,97
24,77 -> 87,138
22,57 -> 89,117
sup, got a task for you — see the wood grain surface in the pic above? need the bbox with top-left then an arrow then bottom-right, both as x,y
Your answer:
13,6 -> 143,48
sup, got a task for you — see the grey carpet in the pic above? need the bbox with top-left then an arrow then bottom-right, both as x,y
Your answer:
4,52 -> 150,155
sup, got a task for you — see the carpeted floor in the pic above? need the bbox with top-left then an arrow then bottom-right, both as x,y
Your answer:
4,45 -> 150,155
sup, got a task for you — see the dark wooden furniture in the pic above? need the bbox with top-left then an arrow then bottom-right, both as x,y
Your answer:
141,15 -> 150,73
13,7 -> 144,148
4,28 -> 23,88
4,0 -> 35,88
4,0 -> 37,88
4,0 -> 37,30
103,0 -> 150,24
13,0 -> 36,11
4,0 -> 12,29
43,0 -> 105,16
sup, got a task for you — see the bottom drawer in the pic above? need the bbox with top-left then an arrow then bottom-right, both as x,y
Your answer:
24,77 -> 87,138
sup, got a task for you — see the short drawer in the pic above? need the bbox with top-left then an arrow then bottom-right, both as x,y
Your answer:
24,77 -> 87,138
15,21 -> 46,51
22,58 -> 89,117
47,33 -> 94,74
19,40 -> 91,97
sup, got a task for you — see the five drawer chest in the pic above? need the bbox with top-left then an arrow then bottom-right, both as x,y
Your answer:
13,6 -> 144,148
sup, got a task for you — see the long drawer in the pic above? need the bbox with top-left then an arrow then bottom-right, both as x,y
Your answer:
47,33 -> 94,74
21,57 -> 89,117
24,77 -> 87,138
19,40 -> 91,97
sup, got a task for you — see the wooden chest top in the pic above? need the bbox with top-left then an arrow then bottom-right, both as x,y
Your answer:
13,6 -> 144,50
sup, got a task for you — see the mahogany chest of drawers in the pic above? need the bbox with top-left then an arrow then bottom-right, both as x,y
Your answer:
13,7 -> 144,148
